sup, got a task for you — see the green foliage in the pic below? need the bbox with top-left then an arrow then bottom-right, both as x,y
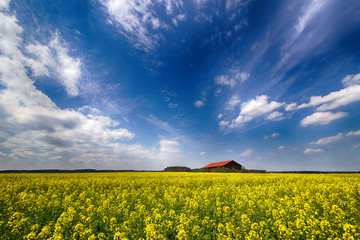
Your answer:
164,166 -> 191,172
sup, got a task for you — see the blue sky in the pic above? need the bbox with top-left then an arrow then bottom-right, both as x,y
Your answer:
1,0 -> 360,171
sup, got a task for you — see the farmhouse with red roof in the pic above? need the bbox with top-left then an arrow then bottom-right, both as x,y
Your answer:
203,160 -> 242,171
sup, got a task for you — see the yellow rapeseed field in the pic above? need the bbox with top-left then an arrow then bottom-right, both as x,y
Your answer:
0,172 -> 359,239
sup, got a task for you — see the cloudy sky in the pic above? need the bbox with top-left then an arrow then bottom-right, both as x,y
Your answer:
0,0 -> 360,171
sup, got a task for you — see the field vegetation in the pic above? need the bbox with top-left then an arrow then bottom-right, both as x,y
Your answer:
1,172 -> 359,239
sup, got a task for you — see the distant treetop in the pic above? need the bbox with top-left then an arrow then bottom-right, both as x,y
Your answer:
163,166 -> 191,172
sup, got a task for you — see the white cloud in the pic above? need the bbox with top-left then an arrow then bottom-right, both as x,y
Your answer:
109,128 -> 135,140
193,0 -> 249,23
168,102 -> 178,109
277,145 -> 298,152
300,111 -> 347,127
342,73 -> 360,87
295,0 -> 325,40
291,74 -> 360,128
24,45 -> 51,77
146,115 -> 179,136
226,0 -> 244,11
0,0 -> 11,10
311,133 -> 344,146
309,129 -> 360,147
214,88 -> 222,96
217,113 -> 223,119
215,69 -> 249,88
162,89 -> 182,110
280,0 -> 326,62
151,18 -> 161,30
304,148 -> 324,154
25,32 -> 82,97
274,0 -> 333,74
347,130 -> 360,137
194,100 -> 205,108
266,111 -> 284,121
225,95 -> 241,110
193,90 -> 207,109
0,11 -> 23,56
215,75 -> 234,87
229,95 -> 284,128
164,0 -> 184,14
193,0 -> 208,6
264,132 -> 280,140
157,138 -> 183,167
200,151 -> 205,155
351,144 -> 360,151
78,106 -> 102,115
239,148 -> 254,157
285,102 -> 297,111
234,21 -> 246,31
98,0 -> 184,51
219,120 -> 229,129
99,0 -> 158,51
239,72 -> 250,81
50,34 -> 81,96
159,139 -> 180,153
298,84 -> 360,111
172,13 -> 186,26
278,145 -> 285,150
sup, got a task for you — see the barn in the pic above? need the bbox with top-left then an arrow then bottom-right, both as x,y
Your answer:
203,160 -> 242,171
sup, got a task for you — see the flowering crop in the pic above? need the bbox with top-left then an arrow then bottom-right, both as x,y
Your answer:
1,173 -> 360,239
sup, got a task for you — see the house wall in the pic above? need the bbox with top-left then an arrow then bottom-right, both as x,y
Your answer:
225,161 -> 242,170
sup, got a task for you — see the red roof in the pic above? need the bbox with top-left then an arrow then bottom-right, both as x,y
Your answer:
203,160 -> 234,168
